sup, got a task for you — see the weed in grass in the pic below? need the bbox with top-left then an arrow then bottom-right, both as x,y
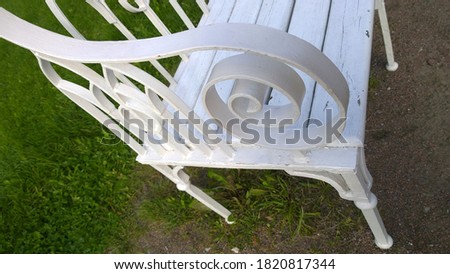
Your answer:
369,76 -> 380,90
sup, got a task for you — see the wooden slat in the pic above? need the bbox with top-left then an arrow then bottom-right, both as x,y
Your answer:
172,0 -> 373,147
278,0 -> 332,130
308,0 -> 375,146
172,0 -> 237,105
175,0 -> 265,111
191,0 -> 295,121
257,0 -> 295,28
165,1 -> 237,154
210,0 -> 265,96
189,0 -> 264,119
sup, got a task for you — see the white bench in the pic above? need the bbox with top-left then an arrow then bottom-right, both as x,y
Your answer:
0,0 -> 398,249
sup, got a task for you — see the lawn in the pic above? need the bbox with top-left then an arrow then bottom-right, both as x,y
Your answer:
0,0 -> 220,254
0,0 -> 147,253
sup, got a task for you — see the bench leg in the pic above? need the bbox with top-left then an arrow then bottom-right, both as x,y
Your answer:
354,193 -> 394,249
376,0 -> 399,71
151,164 -> 233,223
286,149 -> 393,249
341,149 -> 393,249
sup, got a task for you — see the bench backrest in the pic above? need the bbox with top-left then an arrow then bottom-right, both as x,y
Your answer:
6,1 -> 225,158
46,0 -> 210,85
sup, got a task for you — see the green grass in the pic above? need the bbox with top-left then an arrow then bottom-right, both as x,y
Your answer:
0,0 -> 359,253
0,1 -> 140,253
135,168 -> 357,251
0,0 -> 202,253
0,0 -> 212,254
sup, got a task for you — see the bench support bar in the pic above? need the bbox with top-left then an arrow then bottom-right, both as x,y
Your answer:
376,0 -> 399,71
288,147 -> 393,249
355,194 -> 394,249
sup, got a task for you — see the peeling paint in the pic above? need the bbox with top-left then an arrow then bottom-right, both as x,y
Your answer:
323,101 -> 330,111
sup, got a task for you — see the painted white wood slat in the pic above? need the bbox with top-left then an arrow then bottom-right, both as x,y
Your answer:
277,0 -> 332,130
171,0 -> 265,150
189,0 -> 265,120
191,0 -> 296,122
169,0 -> 295,152
172,0 -> 237,104
175,0 -> 265,111
309,0 -> 375,146
143,1 -> 238,157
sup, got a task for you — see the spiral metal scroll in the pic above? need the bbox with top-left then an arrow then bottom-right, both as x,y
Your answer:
204,53 -> 305,123
203,53 -> 309,147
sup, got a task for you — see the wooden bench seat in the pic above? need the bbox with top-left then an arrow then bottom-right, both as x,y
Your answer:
174,0 -> 373,149
0,0 -> 398,249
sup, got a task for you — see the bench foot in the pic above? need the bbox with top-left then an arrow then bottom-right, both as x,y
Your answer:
376,0 -> 398,72
342,148 -> 393,249
386,62 -> 399,72
376,235 -> 394,249
354,193 -> 394,249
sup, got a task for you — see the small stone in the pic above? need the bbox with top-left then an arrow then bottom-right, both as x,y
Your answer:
424,207 -> 431,213
427,58 -> 437,66
231,247 -> 240,254
205,247 -> 211,252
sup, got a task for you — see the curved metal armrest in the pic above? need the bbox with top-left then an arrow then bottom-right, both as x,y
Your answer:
0,8 -> 349,148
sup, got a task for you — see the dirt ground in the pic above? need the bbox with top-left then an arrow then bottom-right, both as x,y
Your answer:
130,1 -> 449,254
362,0 -> 449,253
